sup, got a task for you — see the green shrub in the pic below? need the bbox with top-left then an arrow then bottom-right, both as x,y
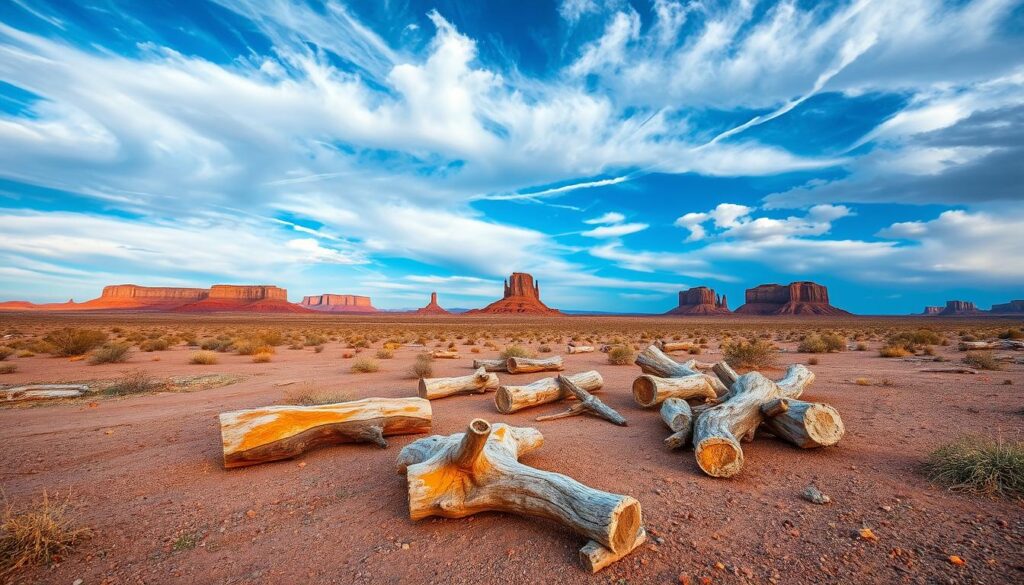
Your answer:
607,345 -> 635,365
723,339 -> 776,369
924,436 -> 1024,497
88,343 -> 132,365
44,328 -> 107,356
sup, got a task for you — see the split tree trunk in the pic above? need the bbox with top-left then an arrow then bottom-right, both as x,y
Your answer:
631,374 -> 721,407
418,367 -> 499,400
397,419 -> 644,570
759,398 -> 845,448
220,397 -> 432,469
567,345 -> 595,354
660,398 -> 693,450
507,356 -> 564,374
473,358 -> 508,372
494,370 -> 603,414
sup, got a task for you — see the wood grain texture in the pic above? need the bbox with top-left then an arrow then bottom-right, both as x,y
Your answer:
494,370 -> 603,414
506,356 -> 564,374
418,367 -> 499,400
660,398 -> 693,450
631,374 -> 720,407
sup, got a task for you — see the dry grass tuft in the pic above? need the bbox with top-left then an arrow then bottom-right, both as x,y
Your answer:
1,491 -> 90,578
283,382 -> 354,406
251,351 -> 273,363
606,345 -> 635,365
189,350 -> 219,365
963,351 -> 1000,371
104,369 -> 163,396
499,345 -> 535,360
44,328 -> 107,356
406,353 -> 433,379
350,357 -> 380,373
924,436 -> 1024,498
88,343 -> 133,365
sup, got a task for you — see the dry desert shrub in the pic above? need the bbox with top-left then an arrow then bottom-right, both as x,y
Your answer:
0,364 -> 16,374
88,343 -> 133,365
234,338 -> 274,356
104,369 -> 163,396
607,345 -> 635,365
199,338 -> 233,352
284,382 -> 353,406
138,338 -> 170,352
189,350 -> 219,365
924,436 -> 1023,498
963,351 -> 1000,370
0,347 -> 12,361
500,345 -> 534,359
407,353 -> 433,379
44,328 -> 107,356
722,339 -> 777,369
350,357 -> 380,373
997,327 -> 1024,340
252,351 -> 273,363
375,348 -> 394,359
878,345 -> 912,358
0,490 -> 90,578
798,333 -> 845,353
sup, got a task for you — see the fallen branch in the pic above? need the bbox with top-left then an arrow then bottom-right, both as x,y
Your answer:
631,374 -> 720,407
567,345 -> 595,354
220,397 -> 432,468
635,345 -> 699,378
418,367 -> 499,400
660,398 -> 692,450
507,356 -> 564,374
959,339 -> 1024,351
397,419 -> 645,571
535,375 -> 627,426
494,370 -> 603,414
918,367 -> 978,374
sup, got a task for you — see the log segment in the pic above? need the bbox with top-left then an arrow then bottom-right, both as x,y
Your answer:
431,350 -> 460,359
507,356 -> 564,374
473,358 -> 508,372
631,374 -> 721,408
959,340 -> 1024,351
660,398 -> 693,450
219,397 -> 432,468
535,375 -> 627,426
2,384 -> 89,402
760,398 -> 845,448
494,370 -> 603,414
418,367 -> 499,400
635,345 -> 699,378
397,419 -> 644,570
567,345 -> 595,354
580,527 -> 648,573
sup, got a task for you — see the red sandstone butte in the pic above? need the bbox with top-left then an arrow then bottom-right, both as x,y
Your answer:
937,300 -> 981,316
920,306 -> 943,316
734,281 -> 850,315
665,286 -> 731,315
300,294 -> 377,313
990,300 -> 1024,314
414,292 -> 450,315
465,272 -> 560,315
175,285 -> 310,313
0,285 -> 210,312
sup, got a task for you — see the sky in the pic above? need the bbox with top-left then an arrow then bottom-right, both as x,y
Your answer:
0,0 -> 1022,314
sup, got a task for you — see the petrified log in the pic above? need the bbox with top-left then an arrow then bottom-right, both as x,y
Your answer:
567,345 -> 595,354
918,367 -> 978,374
507,356 -> 564,374
535,375 -> 627,426
494,370 -> 603,414
431,350 -> 461,359
631,374 -> 721,408
959,340 -> 1024,351
712,361 -> 739,389
759,398 -> 845,448
692,365 -> 815,478
418,367 -> 499,400
2,384 -> 89,402
656,341 -> 694,353
635,345 -> 699,378
397,419 -> 644,570
660,398 -> 692,450
220,397 -> 432,468
473,358 -> 508,372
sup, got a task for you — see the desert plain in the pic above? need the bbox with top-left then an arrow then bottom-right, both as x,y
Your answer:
0,312 -> 1022,585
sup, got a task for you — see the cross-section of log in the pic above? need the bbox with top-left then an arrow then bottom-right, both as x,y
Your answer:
567,345 -> 595,354
660,398 -> 693,450
631,374 -> 721,407
535,375 -> 627,426
692,365 -> 815,478
494,370 -> 603,414
506,356 -> 564,374
397,419 -> 644,570
580,527 -> 648,573
759,398 -> 845,448
220,397 -> 432,468
418,367 -> 499,400
473,358 -> 508,372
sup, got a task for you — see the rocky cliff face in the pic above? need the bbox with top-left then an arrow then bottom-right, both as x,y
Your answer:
208,285 -> 287,301
735,281 -> 850,315
921,306 -> 943,315
0,283 -> 308,313
665,286 -> 731,315
991,300 -> 1024,314
101,285 -> 209,301
938,300 -> 980,315
415,292 -> 450,315
175,285 -> 309,312
466,273 -> 560,315
300,294 -> 377,312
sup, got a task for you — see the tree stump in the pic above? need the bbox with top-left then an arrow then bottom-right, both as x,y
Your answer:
631,374 -> 721,407
220,397 -> 432,468
473,358 -> 508,372
506,356 -> 564,374
494,370 -> 603,414
397,419 -> 645,570
660,398 -> 693,450
418,367 -> 499,400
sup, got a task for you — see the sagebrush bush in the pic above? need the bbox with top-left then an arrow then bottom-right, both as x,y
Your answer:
0,347 -> 13,361
104,369 -> 161,396
284,382 -> 353,406
88,343 -> 132,365
924,436 -> 1023,498
723,339 -> 776,369
44,328 -> 107,356
607,345 -> 635,365
963,351 -> 1000,370
375,348 -> 394,359
0,491 -> 90,577
189,350 -> 219,365
407,354 -> 433,379
350,358 -> 380,373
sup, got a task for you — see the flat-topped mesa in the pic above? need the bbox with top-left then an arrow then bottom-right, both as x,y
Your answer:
666,286 -> 731,315
209,285 -> 287,301
100,284 -> 210,302
301,294 -> 377,313
414,292 -> 450,315
921,306 -> 943,316
735,281 -> 850,316
466,272 -> 560,315
991,300 -> 1024,314
938,300 -> 981,315
176,285 -> 309,313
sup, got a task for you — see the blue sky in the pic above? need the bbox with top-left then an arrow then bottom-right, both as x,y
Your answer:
1,0 -> 1022,314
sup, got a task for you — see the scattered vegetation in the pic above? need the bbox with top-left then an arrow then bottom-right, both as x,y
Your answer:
375,348 -> 394,359
924,436 -> 1024,498
252,351 -> 273,363
88,343 -> 133,365
284,382 -> 354,406
104,369 -> 163,396
798,333 -> 844,353
499,345 -> 535,359
407,353 -> 433,379
0,347 -> 13,361
878,345 -> 912,358
44,328 -> 107,356
0,491 -> 90,578
963,351 -> 1000,371
723,339 -> 777,369
350,357 -> 380,373
188,351 -> 219,365
0,364 -> 16,374
607,345 -> 635,365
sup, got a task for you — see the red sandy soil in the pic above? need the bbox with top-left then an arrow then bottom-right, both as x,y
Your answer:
1,315 -> 1022,584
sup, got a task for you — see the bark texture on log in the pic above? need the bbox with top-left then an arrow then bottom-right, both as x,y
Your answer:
631,374 -> 720,408
567,345 -> 595,354
660,398 -> 692,450
397,419 -> 644,567
534,375 -> 627,426
2,384 -> 89,402
220,397 -> 432,468
418,367 -> 499,400
635,345 -> 699,378
473,358 -> 508,372
494,370 -> 603,414
760,398 -> 844,448
507,356 -> 564,374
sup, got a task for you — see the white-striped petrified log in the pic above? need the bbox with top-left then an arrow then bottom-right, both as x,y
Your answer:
418,367 -> 499,400
634,345 -> 700,378
506,356 -> 564,374
631,374 -> 721,407
692,365 -> 818,478
219,397 -> 432,469
473,358 -> 508,372
759,398 -> 845,448
397,419 -> 645,572
567,345 -> 595,354
2,384 -> 90,402
494,370 -> 603,414
660,398 -> 693,450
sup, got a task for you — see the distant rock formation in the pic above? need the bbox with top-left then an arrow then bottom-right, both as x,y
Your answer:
665,286 -> 731,315
300,294 -> 377,313
465,272 -> 560,315
415,292 -> 450,315
990,300 -> 1024,314
0,284 -> 309,312
937,300 -> 981,316
175,285 -> 309,313
921,306 -> 943,316
735,281 -> 850,315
